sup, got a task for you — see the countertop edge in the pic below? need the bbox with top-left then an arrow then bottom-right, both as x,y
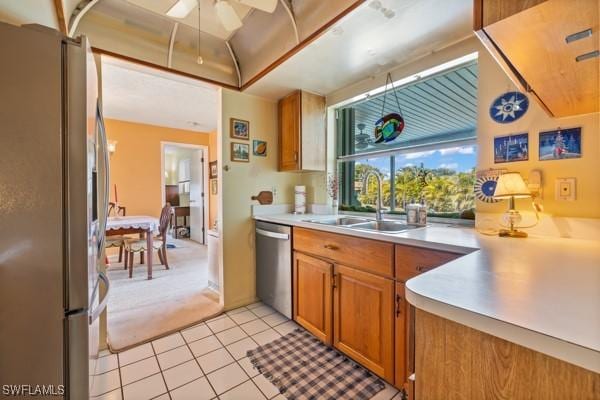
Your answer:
253,214 -> 478,254
405,286 -> 600,374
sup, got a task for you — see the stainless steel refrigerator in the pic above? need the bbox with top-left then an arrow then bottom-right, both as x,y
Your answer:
0,22 -> 110,399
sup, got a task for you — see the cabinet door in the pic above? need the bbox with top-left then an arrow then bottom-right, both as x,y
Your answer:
333,264 -> 394,381
278,91 -> 300,171
293,252 -> 333,344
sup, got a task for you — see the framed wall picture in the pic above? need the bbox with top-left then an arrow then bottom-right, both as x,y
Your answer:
539,127 -> 582,160
210,179 -> 218,195
230,118 -> 249,140
231,142 -> 250,162
494,132 -> 529,163
253,140 -> 267,157
209,160 -> 218,179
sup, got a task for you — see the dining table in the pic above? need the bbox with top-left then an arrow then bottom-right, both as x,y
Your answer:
106,215 -> 159,279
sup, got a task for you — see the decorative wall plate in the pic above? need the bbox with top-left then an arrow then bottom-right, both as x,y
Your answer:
490,92 -> 529,123
474,169 -> 506,203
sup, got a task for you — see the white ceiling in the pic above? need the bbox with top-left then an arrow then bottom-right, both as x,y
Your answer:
245,0 -> 473,99
0,0 -> 58,29
101,55 -> 218,132
124,0 -> 253,40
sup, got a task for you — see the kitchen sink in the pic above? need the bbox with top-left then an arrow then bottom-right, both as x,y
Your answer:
304,217 -> 423,233
303,216 -> 372,226
350,220 -> 422,233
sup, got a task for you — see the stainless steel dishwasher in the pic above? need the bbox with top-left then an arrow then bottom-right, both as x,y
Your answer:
255,221 -> 292,318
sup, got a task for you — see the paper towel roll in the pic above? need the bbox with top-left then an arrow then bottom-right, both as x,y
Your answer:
294,185 -> 306,214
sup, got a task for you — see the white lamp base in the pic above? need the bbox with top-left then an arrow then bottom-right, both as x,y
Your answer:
500,209 -> 527,238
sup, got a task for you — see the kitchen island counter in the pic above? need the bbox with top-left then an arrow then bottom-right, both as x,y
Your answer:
254,213 -> 600,373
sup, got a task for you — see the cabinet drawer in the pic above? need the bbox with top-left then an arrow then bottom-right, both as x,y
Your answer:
395,244 -> 461,282
294,227 -> 394,278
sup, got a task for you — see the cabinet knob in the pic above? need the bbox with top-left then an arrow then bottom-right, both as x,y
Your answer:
323,244 -> 339,250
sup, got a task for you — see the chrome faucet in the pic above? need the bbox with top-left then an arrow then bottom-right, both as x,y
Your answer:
362,171 -> 385,222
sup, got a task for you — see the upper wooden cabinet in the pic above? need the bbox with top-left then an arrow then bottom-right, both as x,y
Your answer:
475,0 -> 599,117
278,90 -> 326,171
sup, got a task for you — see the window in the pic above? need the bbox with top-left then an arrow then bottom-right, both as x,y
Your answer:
337,58 -> 478,219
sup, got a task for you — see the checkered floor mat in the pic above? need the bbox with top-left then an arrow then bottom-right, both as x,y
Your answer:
247,329 -> 386,400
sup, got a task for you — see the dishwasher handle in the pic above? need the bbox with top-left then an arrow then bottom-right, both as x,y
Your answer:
256,228 -> 289,240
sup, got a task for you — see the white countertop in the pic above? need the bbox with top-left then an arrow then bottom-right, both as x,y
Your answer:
254,213 -> 600,373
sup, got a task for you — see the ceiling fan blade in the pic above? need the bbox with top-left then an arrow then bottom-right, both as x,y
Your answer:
215,0 -> 243,31
236,0 -> 278,13
166,0 -> 197,18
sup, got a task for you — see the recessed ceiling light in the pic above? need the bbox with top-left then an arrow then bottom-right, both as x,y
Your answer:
367,48 -> 377,56
331,26 -> 344,36
369,0 -> 382,11
381,7 -> 395,18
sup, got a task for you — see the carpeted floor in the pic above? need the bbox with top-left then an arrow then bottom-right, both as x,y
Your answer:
105,238 -> 222,351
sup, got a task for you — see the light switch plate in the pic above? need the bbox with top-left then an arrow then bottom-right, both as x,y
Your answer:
555,178 -> 576,201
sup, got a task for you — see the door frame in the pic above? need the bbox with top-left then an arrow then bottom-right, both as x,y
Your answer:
160,141 -> 209,244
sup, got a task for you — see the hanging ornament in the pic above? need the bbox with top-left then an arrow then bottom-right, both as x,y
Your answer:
374,72 -> 405,143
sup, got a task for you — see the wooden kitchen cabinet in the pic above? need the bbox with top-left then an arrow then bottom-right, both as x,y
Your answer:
333,264 -> 395,382
395,244 -> 462,282
293,251 -> 333,344
278,90 -> 326,171
415,309 -> 600,399
474,0 -> 599,117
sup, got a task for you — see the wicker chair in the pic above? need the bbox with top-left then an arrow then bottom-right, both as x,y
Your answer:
123,203 -> 172,278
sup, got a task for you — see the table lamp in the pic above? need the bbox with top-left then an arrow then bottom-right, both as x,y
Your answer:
493,172 -> 531,238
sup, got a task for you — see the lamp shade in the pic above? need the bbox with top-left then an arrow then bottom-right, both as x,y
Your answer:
493,172 -> 531,199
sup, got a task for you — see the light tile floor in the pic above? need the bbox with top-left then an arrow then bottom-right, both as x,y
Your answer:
91,303 -> 402,400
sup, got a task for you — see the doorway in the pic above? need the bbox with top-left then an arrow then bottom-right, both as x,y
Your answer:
100,55 -> 222,352
161,142 -> 208,245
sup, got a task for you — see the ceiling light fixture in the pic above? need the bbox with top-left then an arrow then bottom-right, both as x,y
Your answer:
215,0 -> 243,31
166,0 -> 196,18
165,0 -> 277,32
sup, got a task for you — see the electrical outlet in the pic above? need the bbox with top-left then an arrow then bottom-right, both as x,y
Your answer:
555,178 -> 576,201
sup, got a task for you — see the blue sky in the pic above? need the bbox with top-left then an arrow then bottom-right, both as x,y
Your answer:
357,145 -> 477,177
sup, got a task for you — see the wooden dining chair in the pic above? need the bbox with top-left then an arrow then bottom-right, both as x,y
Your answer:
105,203 -> 127,264
123,203 -> 172,278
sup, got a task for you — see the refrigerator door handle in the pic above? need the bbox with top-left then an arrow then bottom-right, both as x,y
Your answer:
96,102 -> 110,254
89,272 -> 110,324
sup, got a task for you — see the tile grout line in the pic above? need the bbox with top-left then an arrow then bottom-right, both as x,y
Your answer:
150,341 -> 173,400
117,353 -> 125,400
182,327 -> 221,399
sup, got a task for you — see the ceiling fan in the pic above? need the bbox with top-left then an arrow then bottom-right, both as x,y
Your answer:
166,0 -> 278,31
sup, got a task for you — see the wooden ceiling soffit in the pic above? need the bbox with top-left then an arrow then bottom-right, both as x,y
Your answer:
91,46 -> 240,90
53,0 -> 68,34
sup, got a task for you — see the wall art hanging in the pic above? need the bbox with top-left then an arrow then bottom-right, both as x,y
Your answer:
539,127 -> 582,160
494,132 -> 529,163
490,91 -> 529,123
